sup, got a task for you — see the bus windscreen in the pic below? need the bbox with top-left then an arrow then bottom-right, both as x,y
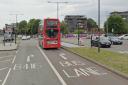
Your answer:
46,20 -> 58,28
46,29 -> 58,38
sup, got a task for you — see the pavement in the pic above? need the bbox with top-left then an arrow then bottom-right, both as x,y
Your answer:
61,42 -> 80,47
0,36 -> 18,51
0,39 -> 127,85
0,43 -> 17,51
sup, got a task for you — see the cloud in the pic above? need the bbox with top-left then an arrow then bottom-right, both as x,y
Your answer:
0,0 -> 128,29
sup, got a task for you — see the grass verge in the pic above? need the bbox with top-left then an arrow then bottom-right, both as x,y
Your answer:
67,47 -> 128,76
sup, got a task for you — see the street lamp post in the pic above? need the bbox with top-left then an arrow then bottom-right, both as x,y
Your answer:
10,14 -> 23,44
48,1 -> 68,19
98,0 -> 101,53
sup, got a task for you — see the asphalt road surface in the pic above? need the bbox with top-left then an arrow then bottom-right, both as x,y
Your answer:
0,39 -> 127,85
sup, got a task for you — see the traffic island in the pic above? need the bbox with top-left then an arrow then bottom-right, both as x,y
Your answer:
62,46 -> 128,80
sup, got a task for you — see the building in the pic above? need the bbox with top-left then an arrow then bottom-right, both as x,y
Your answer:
0,29 -> 3,35
4,23 -> 16,33
64,15 -> 87,33
111,11 -> 128,20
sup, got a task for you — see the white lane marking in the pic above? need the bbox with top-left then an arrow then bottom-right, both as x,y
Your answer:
59,53 -> 67,60
38,46 -> 67,85
0,55 -> 14,58
12,55 -> 16,64
27,56 -> 30,62
2,68 -> 11,85
30,54 -> 34,57
0,67 -> 8,71
27,54 -> 34,62
0,59 -> 11,63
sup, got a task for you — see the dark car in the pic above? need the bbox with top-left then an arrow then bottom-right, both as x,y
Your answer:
109,37 -> 123,45
92,37 -> 111,48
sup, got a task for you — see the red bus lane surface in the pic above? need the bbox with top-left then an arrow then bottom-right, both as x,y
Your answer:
41,48 -> 128,85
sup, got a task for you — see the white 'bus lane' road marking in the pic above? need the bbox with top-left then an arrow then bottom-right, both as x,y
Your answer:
38,46 -> 67,85
59,60 -> 86,67
58,53 -> 108,79
13,63 -> 42,71
59,53 -> 67,60
62,67 -> 108,78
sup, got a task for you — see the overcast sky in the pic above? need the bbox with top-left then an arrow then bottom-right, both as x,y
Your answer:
0,0 -> 128,29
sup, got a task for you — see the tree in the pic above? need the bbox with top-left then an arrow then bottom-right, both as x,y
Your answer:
73,29 -> 85,34
27,19 -> 41,35
60,21 -> 69,34
27,19 -> 36,34
87,18 -> 97,32
18,20 -> 27,34
123,19 -> 128,33
104,14 -> 125,34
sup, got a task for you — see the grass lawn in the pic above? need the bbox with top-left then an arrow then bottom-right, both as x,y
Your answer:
68,47 -> 128,75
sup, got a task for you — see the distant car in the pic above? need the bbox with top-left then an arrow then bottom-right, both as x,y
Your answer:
22,36 -> 27,40
92,37 -> 111,48
109,37 -> 123,45
18,35 -> 22,38
26,36 -> 31,40
118,34 -> 128,40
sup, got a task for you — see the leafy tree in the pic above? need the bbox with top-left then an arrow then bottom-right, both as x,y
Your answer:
73,29 -> 85,34
104,14 -> 125,34
18,20 -> 27,34
27,19 -> 41,35
60,21 -> 69,34
87,18 -> 97,32
123,20 -> 128,33
27,19 -> 36,34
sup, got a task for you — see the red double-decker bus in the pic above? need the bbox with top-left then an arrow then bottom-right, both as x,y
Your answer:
38,18 -> 61,49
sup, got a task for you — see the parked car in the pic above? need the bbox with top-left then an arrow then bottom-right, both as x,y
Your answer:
92,37 -> 111,48
22,36 -> 27,40
109,37 -> 123,45
118,34 -> 128,40
26,36 -> 31,40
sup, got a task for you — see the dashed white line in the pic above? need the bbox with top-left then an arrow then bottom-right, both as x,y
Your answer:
12,55 -> 16,64
38,46 -> 67,85
0,55 -> 14,58
59,53 -> 67,60
0,59 -> 11,63
0,67 -> 8,71
2,68 -> 12,85
27,56 -> 30,62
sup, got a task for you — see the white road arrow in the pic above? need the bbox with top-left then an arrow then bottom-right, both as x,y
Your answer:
27,54 -> 34,62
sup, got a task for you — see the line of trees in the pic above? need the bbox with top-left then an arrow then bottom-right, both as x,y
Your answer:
17,18 -> 98,35
17,19 -> 41,35
104,14 -> 128,34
